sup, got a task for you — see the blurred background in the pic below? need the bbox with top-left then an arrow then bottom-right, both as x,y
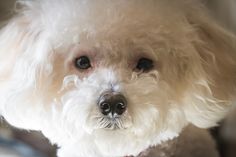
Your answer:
0,0 -> 235,157
0,120 -> 56,157
0,0 -> 14,21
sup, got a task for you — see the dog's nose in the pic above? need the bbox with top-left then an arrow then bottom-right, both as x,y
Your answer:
98,92 -> 127,116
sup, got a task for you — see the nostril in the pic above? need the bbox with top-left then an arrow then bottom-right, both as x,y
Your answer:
116,102 -> 126,110
100,103 -> 110,110
99,103 -> 111,115
115,102 -> 127,115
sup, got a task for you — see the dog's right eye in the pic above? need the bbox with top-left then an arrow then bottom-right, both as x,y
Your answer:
136,58 -> 154,72
74,56 -> 91,70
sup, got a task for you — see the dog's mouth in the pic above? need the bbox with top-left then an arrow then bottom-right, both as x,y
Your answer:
89,111 -> 132,131
98,116 -> 126,130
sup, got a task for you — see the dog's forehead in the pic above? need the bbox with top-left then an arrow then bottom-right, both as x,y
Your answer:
64,40 -> 155,65
26,0 -> 195,62
34,0 -> 186,47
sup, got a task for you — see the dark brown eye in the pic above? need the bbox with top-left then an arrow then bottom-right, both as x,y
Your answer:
136,58 -> 154,72
75,56 -> 91,70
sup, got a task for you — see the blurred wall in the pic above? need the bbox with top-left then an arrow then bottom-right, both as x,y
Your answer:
0,0 -> 15,20
206,0 -> 236,33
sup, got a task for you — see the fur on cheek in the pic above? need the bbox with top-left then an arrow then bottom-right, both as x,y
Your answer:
124,72 -> 185,133
41,70 -> 123,141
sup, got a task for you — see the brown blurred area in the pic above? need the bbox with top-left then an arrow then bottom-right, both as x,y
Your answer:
0,120 -> 57,157
206,0 -> 236,34
0,0 -> 15,20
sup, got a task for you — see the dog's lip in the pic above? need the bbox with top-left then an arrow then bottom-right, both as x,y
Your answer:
98,116 -> 127,130
99,124 -> 120,131
103,120 -> 122,130
102,126 -> 120,130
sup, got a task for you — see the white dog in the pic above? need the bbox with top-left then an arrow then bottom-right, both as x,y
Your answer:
0,0 -> 236,157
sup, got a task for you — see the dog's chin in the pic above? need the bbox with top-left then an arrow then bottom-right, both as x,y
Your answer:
92,127 -> 143,156
90,123 -> 179,157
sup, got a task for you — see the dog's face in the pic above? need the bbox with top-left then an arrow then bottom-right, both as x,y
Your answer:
0,0 -> 236,156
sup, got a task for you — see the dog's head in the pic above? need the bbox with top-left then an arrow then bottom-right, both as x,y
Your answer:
0,0 -> 236,156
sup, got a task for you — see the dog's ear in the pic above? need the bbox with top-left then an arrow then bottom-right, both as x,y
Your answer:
0,10 -> 51,129
191,14 -> 236,102
183,6 -> 236,128
0,13 -> 51,86
0,16 -> 31,79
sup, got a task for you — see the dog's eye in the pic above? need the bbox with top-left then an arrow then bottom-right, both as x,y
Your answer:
75,56 -> 91,70
136,58 -> 154,72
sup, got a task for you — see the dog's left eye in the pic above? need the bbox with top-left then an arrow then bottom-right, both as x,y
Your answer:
74,56 -> 91,70
136,58 -> 154,72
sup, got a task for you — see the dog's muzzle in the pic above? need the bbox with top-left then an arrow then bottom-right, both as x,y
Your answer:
98,92 -> 127,116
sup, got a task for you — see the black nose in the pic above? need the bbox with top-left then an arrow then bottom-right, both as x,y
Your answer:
98,92 -> 127,116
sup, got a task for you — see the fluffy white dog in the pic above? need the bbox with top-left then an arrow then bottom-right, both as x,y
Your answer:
0,0 -> 236,157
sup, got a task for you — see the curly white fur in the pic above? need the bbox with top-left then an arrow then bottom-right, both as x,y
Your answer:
0,0 -> 236,157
